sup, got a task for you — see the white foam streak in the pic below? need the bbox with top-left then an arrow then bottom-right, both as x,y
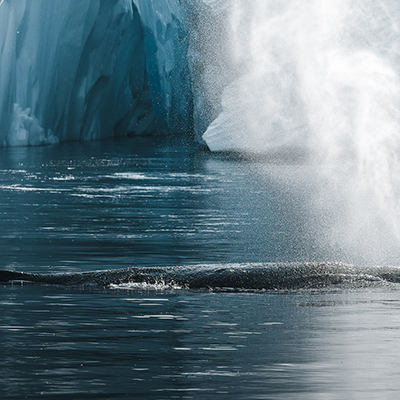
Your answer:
110,280 -> 183,291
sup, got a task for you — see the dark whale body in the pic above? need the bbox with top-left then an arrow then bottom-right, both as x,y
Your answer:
1,263 -> 400,290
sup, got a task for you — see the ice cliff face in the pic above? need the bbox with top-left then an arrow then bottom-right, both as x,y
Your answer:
0,0 -> 195,146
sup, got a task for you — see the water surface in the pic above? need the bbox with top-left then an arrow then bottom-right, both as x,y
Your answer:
0,137 -> 330,272
1,137 -> 400,399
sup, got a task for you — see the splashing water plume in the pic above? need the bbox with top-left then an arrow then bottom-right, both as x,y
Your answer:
203,0 -> 400,263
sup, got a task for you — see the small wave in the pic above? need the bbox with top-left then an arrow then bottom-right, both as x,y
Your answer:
105,172 -> 159,180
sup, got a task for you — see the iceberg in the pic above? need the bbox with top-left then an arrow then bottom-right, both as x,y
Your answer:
6,0 -> 400,165
0,0 -> 194,146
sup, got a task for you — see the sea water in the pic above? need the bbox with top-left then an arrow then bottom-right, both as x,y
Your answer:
1,137 -> 400,399
3,284 -> 400,399
0,136 -> 336,271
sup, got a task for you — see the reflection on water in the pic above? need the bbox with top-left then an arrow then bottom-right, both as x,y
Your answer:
0,136 -> 328,273
2,284 -> 400,399
1,137 -> 400,399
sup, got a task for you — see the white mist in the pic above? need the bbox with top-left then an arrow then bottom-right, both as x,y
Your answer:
203,0 -> 400,263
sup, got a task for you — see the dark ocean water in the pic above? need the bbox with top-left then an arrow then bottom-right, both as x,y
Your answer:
1,137 -> 400,399
0,136 -> 324,271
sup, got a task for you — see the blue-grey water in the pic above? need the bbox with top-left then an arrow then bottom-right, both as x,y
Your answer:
0,137 -> 323,271
1,137 -> 400,399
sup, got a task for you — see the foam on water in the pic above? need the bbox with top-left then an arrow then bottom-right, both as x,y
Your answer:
110,280 -> 183,291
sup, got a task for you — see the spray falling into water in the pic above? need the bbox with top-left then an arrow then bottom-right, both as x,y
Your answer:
203,0 -> 400,261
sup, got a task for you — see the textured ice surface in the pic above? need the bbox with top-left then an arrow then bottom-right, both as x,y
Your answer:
0,0 -> 192,146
